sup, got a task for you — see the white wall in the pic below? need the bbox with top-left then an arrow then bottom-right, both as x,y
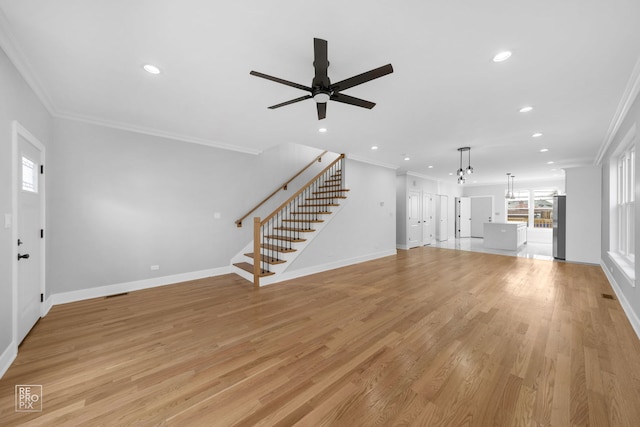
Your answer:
396,175 -> 407,246
287,159 -> 397,272
565,166 -> 602,264
0,45 -> 52,375
599,79 -> 640,337
48,118 -> 330,295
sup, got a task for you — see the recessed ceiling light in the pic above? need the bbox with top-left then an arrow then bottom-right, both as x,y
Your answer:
428,165 -> 433,169
519,106 -> 533,113
493,51 -> 512,62
540,148 -> 549,152
532,132 -> 543,138
449,172 -> 453,176
318,128 -> 327,133
371,146 -> 378,150
547,161 -> 554,164
404,157 -> 411,161
143,64 -> 161,75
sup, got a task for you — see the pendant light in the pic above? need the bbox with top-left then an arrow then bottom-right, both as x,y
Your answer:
456,148 -> 465,177
505,173 -> 512,199
456,147 -> 472,183
510,175 -> 516,199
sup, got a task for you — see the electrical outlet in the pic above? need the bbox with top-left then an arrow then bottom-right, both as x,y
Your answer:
150,265 -> 160,271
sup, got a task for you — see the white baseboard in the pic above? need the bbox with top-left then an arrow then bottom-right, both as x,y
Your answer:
600,261 -> 640,340
259,249 -> 397,287
51,266 -> 232,306
396,244 -> 409,250
0,341 -> 17,379
42,296 -> 53,317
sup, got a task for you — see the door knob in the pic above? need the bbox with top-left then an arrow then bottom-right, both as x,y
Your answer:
17,253 -> 30,260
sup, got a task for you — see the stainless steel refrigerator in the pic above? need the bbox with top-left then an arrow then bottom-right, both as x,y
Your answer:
553,195 -> 566,260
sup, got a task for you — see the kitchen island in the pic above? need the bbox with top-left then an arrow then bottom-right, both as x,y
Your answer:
483,222 -> 527,251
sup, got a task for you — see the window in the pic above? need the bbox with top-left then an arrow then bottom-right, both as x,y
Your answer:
533,190 -> 556,228
507,191 -> 529,226
21,156 -> 38,193
617,146 -> 635,261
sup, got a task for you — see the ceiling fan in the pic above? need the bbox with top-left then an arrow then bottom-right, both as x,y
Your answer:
250,38 -> 393,120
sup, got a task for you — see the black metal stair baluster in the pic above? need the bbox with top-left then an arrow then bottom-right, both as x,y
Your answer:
331,163 -> 341,204
306,190 -> 315,232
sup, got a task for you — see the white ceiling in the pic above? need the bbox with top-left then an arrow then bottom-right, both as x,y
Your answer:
1,0 -> 639,185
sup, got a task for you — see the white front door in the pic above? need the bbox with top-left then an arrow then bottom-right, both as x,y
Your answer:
456,197 -> 471,237
16,127 -> 44,344
436,195 -> 448,241
422,193 -> 435,245
407,191 -> 421,248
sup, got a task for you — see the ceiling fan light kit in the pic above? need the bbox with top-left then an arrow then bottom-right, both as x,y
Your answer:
250,38 -> 394,120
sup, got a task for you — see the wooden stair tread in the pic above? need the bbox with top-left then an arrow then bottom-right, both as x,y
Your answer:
233,262 -> 275,277
265,235 -> 306,242
282,219 -> 325,223
274,227 -> 316,232
313,189 -> 350,194
260,243 -> 296,253
244,253 -> 286,265
291,211 -> 332,215
298,204 -> 339,208
306,196 -> 347,200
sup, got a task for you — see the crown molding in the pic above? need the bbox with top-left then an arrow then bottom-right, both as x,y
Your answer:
0,8 -> 56,115
54,111 -> 262,155
346,153 -> 398,170
595,55 -> 640,165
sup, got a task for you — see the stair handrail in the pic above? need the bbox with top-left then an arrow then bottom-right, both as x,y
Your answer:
259,154 -> 345,227
235,150 -> 328,227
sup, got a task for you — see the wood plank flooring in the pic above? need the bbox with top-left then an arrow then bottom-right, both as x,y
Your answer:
1,247 -> 640,426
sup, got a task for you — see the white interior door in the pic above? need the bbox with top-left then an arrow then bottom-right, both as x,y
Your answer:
16,129 -> 44,344
408,191 -> 421,248
422,193 -> 435,245
437,195 -> 448,241
471,196 -> 493,237
456,197 -> 471,237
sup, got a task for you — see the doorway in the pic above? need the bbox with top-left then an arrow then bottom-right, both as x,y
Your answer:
470,196 -> 493,237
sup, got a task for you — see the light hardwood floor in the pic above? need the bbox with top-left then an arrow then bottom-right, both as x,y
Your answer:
1,247 -> 640,426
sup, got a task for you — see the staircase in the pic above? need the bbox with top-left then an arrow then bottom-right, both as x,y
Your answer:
232,154 -> 348,287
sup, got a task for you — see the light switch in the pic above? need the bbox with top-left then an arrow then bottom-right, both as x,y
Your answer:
214,212 -> 221,219
4,214 -> 11,228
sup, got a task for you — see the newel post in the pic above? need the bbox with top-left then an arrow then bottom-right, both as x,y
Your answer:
253,217 -> 261,289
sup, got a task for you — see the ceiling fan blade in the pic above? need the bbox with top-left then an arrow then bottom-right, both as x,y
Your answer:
330,64 -> 393,92
330,93 -> 376,109
250,71 -> 311,92
313,38 -> 329,87
317,103 -> 327,120
268,95 -> 312,109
